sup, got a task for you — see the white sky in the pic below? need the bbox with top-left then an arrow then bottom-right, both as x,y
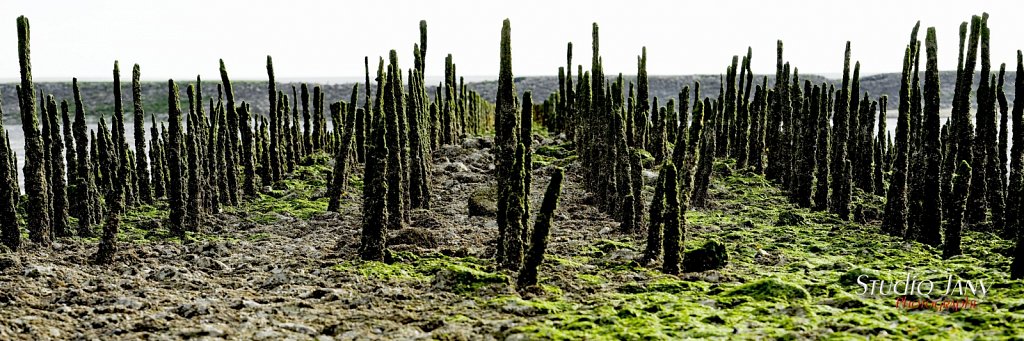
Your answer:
1,0 -> 1022,81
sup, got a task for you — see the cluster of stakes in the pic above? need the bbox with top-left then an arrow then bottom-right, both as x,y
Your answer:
2,17 -> 497,266
4,12 -> 1024,290
533,13 -> 1024,279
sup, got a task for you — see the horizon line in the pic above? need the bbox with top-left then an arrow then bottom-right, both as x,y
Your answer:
1,71 -> 962,84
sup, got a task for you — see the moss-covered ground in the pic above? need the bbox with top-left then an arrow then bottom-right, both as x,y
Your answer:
327,158 -> 1022,339
501,162 -> 1022,339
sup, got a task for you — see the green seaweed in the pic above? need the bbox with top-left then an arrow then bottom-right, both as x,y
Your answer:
722,278 -> 810,302
505,162 -> 1023,339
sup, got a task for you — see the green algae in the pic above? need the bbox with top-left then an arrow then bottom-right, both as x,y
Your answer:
350,261 -> 431,282
620,276 -> 709,294
723,278 -> 810,302
576,273 -> 606,285
218,158 -> 336,223
535,144 -> 574,159
839,267 -> 891,286
73,151 -> 1024,339
503,160 -> 1024,339
331,253 -> 508,293
433,263 -> 509,293
594,239 -> 636,252
548,255 -> 586,269
247,194 -> 328,223
531,153 -> 556,168
247,232 -> 271,242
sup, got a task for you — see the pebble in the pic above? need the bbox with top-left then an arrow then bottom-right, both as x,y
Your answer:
175,299 -> 213,318
254,328 -> 284,340
278,322 -> 317,335
0,256 -> 19,271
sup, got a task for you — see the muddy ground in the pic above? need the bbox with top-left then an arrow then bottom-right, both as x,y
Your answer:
0,135 -> 615,340
0,134 -> 1021,340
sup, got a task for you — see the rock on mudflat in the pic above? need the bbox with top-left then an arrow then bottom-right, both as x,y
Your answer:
461,136 -> 493,149
23,265 -> 55,278
253,328 -> 284,340
0,255 -> 20,271
683,240 -> 729,272
468,186 -> 498,217
442,162 -> 471,173
148,265 -> 190,282
175,299 -> 214,318
432,265 -> 509,294
389,227 -> 439,249
179,324 -> 228,338
277,322 -> 317,335
774,211 -> 805,226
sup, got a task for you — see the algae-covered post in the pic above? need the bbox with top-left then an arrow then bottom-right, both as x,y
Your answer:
0,97 -> 19,251
166,80 -> 185,238
918,27 -> 944,247
494,18 -> 522,269
132,64 -> 152,205
17,16 -> 51,246
882,42 -> 915,238
1009,51 -> 1024,279
517,168 -> 563,289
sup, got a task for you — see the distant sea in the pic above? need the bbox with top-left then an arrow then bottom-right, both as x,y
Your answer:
0,75 -> 501,85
